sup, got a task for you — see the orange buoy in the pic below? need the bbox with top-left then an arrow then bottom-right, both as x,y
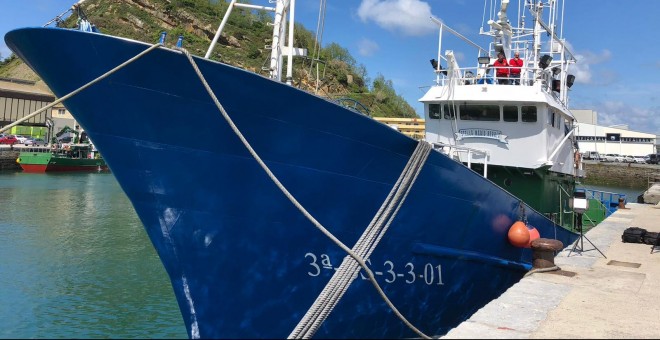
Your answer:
525,227 -> 540,248
508,221 -> 530,247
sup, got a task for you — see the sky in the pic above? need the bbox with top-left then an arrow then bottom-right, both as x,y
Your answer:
1,0 -> 659,136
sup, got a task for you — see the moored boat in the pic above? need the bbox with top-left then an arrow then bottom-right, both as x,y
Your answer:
5,1 -> 581,338
17,143 -> 107,172
422,0 -> 582,231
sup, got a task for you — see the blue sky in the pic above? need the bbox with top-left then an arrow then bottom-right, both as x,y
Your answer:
2,0 -> 659,136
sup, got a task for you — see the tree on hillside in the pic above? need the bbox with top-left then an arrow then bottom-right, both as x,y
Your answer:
371,74 -> 417,118
322,43 -> 356,67
0,53 -> 15,67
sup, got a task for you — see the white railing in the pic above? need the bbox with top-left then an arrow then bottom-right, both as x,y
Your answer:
432,142 -> 489,177
435,65 -> 549,88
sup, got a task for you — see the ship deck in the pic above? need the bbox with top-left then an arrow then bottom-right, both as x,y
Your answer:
441,202 -> 660,339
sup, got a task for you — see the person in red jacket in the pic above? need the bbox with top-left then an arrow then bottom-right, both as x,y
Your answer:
493,52 -> 509,84
509,52 -> 524,85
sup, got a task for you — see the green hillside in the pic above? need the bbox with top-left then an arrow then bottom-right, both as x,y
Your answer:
0,0 -> 417,118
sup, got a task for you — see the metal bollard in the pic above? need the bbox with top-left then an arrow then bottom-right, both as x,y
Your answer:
618,198 -> 626,209
530,238 -> 563,269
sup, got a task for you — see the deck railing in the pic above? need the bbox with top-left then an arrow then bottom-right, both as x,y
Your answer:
575,188 -> 627,231
435,65 -> 559,90
432,142 -> 489,177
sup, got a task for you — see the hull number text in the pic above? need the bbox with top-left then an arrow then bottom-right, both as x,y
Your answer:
304,252 -> 444,285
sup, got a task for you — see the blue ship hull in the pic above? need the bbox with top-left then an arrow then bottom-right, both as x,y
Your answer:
5,28 -> 578,339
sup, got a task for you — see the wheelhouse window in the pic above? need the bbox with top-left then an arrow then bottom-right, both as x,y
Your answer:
503,106 -> 518,122
556,113 -> 561,130
443,104 -> 456,119
429,104 -> 440,119
521,106 -> 537,122
548,110 -> 555,127
459,104 -> 500,121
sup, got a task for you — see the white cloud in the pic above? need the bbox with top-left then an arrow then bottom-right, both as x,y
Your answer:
452,51 -> 466,64
453,23 -> 472,37
581,49 -> 613,64
573,79 -> 660,134
357,0 -> 435,36
357,38 -> 379,57
590,101 -> 660,136
569,49 -> 612,85
569,56 -> 592,84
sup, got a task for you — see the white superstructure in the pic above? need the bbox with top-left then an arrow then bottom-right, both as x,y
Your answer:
422,0 -> 579,177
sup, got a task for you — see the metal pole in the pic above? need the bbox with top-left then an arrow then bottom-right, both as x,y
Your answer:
437,24 -> 443,85
205,0 -> 237,59
269,0 -> 287,80
285,0 -> 296,85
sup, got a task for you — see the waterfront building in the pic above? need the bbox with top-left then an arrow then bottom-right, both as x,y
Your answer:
0,77 -> 53,137
373,116 -> 425,140
573,109 -> 658,156
0,77 -> 76,140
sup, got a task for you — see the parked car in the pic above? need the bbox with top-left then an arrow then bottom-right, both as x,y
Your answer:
632,155 -> 646,163
622,155 -> 635,163
0,135 -> 18,144
30,138 -> 47,146
13,135 -> 29,144
583,151 -> 601,160
22,137 -> 46,146
647,154 -> 660,164
602,154 -> 625,162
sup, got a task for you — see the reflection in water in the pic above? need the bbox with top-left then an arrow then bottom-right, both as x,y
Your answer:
0,172 -> 187,338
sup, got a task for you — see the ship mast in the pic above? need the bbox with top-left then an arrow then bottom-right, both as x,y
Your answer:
487,0 -> 513,58
527,0 -> 576,104
206,0 -> 305,84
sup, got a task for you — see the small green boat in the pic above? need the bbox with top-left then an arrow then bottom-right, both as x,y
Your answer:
16,144 -> 108,173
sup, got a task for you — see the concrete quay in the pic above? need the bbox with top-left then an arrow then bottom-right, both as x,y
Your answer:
441,202 -> 660,339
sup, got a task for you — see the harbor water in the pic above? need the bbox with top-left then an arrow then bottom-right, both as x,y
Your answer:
577,183 -> 647,202
0,171 -> 187,339
0,171 -> 647,338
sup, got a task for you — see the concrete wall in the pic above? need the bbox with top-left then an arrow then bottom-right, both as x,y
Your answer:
581,161 -> 659,189
0,150 -> 20,171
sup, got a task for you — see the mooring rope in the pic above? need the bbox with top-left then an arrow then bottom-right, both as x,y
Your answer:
524,265 -> 560,277
176,47 -> 432,339
0,43 -> 163,134
290,140 -> 430,339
